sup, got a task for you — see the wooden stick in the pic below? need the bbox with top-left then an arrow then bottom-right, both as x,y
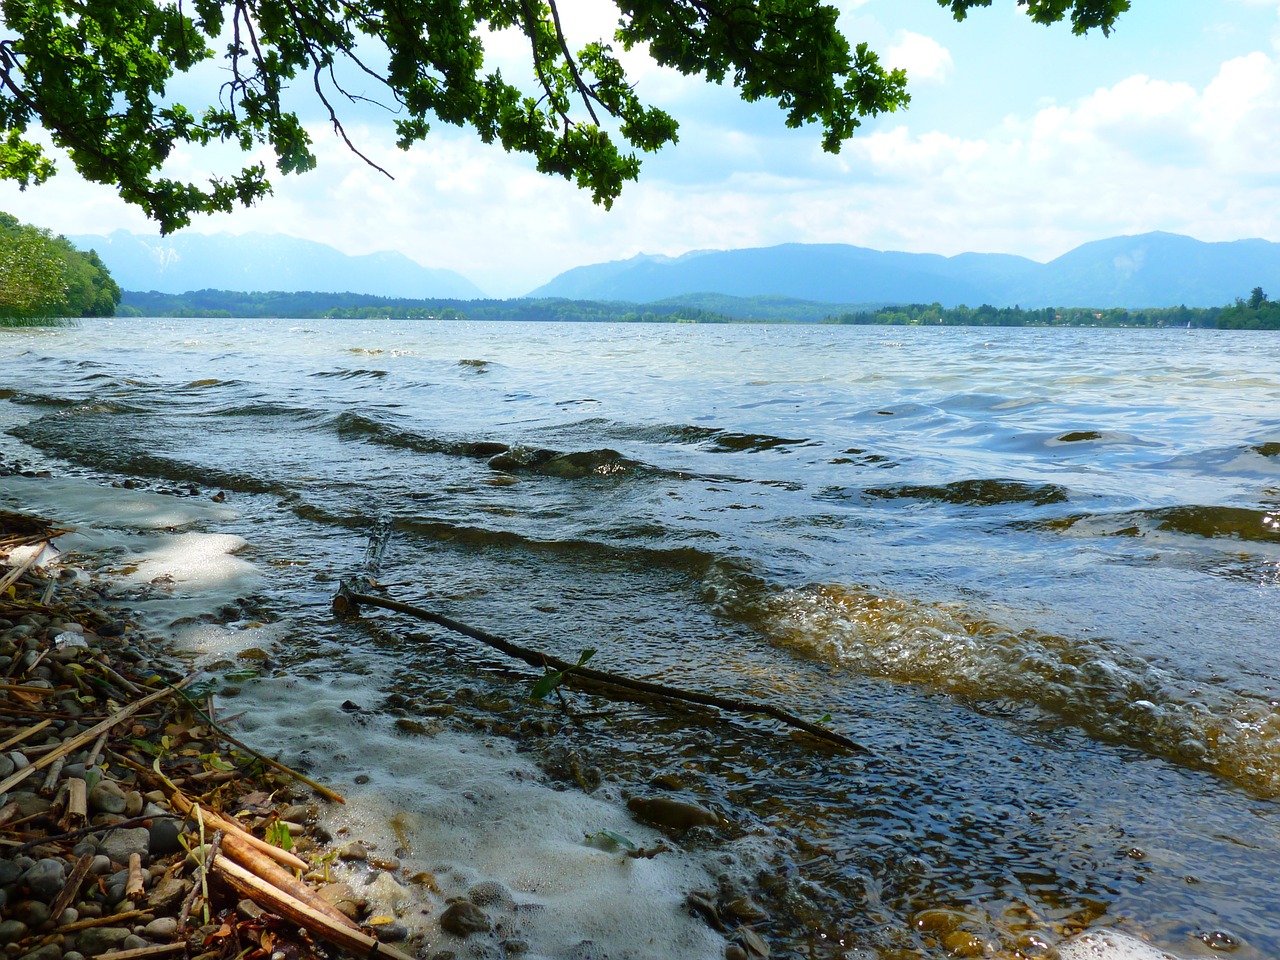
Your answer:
83,730 -> 110,770
218,830 -> 359,931
100,945 -> 188,960
59,777 -> 87,831
212,855 -> 416,960
50,852 -> 95,922
40,754 -> 65,795
170,793 -> 309,873
0,681 -> 56,697
126,852 -> 146,900
338,587 -> 865,752
57,909 -> 150,932
0,676 -> 191,796
0,717 -> 51,750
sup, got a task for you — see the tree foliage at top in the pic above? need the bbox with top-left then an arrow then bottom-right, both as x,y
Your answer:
0,211 -> 121,318
0,0 -> 1128,231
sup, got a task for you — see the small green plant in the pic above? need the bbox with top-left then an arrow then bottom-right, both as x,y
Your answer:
530,648 -> 596,701
265,820 -> 294,853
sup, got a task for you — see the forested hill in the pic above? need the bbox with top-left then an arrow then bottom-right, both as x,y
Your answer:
0,213 -> 121,320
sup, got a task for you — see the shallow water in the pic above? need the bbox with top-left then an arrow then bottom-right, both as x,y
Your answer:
1,319 -> 1278,959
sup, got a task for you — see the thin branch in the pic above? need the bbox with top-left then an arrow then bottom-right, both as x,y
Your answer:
335,584 -> 864,752
545,0 -> 600,125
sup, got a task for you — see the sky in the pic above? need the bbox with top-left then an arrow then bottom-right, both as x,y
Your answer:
3,0 -> 1280,296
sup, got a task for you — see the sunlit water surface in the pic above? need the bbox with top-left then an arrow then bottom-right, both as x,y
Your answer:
1,319 -> 1278,959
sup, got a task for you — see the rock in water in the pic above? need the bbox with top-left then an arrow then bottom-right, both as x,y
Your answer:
626,796 -> 720,831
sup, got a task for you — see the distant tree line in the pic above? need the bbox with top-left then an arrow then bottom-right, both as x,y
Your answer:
1217,287 -> 1280,330
828,302 -> 1224,328
0,212 -> 120,320
117,288 -> 1280,329
120,290 -> 737,324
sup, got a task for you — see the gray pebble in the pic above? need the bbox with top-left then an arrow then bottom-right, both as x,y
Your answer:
97,826 -> 150,864
75,925 -> 131,955
0,859 -> 23,885
89,854 -> 112,875
0,754 -> 13,778
89,779 -> 128,814
374,921 -> 410,943
7,900 -> 51,929
16,944 -> 63,960
0,920 -> 29,945
19,858 -> 67,900
121,934 -> 149,950
143,916 -> 179,939
149,817 -> 184,856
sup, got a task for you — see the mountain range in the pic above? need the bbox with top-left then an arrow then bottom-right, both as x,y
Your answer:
530,233 -> 1280,309
74,230 -> 1280,309
69,230 -> 485,299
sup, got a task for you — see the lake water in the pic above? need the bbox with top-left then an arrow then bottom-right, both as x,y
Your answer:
1,319 -> 1278,960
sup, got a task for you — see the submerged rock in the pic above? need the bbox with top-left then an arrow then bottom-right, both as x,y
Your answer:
440,899 -> 491,937
626,795 -> 720,831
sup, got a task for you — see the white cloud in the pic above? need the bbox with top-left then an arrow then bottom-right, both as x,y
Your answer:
886,32 -> 954,83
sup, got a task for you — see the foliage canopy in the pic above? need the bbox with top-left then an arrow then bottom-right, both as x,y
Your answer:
0,0 -> 1128,231
0,211 -> 121,318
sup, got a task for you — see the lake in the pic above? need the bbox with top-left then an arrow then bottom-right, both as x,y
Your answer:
1,318 -> 1277,959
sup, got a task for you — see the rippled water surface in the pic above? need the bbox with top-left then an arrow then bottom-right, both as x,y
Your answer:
2,319 -> 1279,959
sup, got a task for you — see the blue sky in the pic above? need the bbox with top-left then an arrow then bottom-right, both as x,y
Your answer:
3,0 -> 1280,296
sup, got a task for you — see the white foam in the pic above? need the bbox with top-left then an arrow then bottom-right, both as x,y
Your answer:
0,474 -> 259,627
0,475 -> 235,530
235,674 -> 727,960
1059,930 -> 1184,960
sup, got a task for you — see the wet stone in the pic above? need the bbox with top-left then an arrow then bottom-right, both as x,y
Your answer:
0,921 -> 28,945
0,860 -> 23,884
626,796 -> 719,831
440,900 -> 491,937
16,945 -> 63,960
335,840 -> 368,861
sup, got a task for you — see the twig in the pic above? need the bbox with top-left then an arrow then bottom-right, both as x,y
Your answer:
49,852 -> 95,921
179,826 -> 220,932
336,586 -> 864,752
0,676 -> 192,796
0,717 -> 51,750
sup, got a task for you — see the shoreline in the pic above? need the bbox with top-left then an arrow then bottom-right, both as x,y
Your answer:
0,502 -> 422,960
0,472 -> 737,960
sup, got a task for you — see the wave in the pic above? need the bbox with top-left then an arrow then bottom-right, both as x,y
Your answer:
310,368 -> 390,380
718,579 -> 1280,798
330,413 -> 654,479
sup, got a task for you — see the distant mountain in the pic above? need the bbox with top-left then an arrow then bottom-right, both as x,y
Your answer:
528,233 -> 1280,308
70,230 -> 486,298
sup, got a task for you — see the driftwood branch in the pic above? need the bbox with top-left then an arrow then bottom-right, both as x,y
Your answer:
334,584 -> 863,752
212,854 -> 416,960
